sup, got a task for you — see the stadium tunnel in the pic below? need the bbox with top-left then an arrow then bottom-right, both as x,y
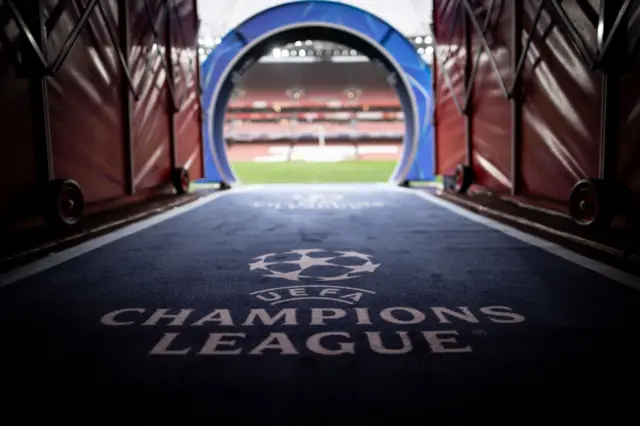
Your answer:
2,1 -> 640,422
199,1 -> 435,187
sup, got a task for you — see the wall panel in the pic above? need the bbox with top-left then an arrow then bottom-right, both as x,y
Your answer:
433,1 -> 466,176
434,0 -> 616,207
0,50 -> 37,226
615,2 -> 640,219
46,0 -> 126,203
469,1 -> 512,192
129,0 -> 172,191
0,0 -> 203,230
519,0 -> 601,203
172,0 -> 203,180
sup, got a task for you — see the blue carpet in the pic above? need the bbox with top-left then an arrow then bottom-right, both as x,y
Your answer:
1,183 -> 639,423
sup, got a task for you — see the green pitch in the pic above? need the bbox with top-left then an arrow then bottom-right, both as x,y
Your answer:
230,160 -> 397,183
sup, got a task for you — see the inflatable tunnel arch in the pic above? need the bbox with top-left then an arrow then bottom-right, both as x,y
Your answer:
200,0 -> 434,186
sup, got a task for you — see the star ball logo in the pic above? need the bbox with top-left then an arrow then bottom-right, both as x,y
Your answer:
248,249 -> 380,305
252,193 -> 385,210
291,193 -> 345,204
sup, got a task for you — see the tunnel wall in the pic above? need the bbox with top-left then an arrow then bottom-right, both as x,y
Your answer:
433,0 -> 640,225
0,0 -> 203,231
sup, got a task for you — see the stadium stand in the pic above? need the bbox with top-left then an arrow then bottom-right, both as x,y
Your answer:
225,57 -> 404,162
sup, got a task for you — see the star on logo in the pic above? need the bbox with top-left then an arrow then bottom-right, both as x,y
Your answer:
346,261 -> 380,274
336,251 -> 373,260
248,258 -> 277,271
284,254 -> 336,269
315,273 -> 360,282
262,270 -> 309,281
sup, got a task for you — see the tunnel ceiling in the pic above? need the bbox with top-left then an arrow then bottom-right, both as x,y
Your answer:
197,0 -> 433,39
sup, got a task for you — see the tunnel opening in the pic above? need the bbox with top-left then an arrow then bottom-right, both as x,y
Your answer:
205,24 -> 422,187
225,38 -> 406,184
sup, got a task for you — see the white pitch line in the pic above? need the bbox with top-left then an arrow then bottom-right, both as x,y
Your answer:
393,186 -> 640,291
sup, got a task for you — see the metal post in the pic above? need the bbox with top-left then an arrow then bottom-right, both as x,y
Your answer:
463,10 -> 473,167
597,1 -> 625,183
193,0 -> 205,177
510,1 -> 522,195
196,44 -> 206,177
431,16 -> 439,176
118,0 -> 135,195
166,1 -> 178,170
21,0 -> 53,185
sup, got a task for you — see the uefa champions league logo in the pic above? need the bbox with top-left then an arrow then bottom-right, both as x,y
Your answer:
101,251 -> 527,357
249,249 -> 380,282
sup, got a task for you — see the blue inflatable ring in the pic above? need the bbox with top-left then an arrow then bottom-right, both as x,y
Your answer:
200,0 -> 434,185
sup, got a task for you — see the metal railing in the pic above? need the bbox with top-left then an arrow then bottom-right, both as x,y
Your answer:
0,0 -> 195,109
0,0 -> 198,194
431,0 -> 633,194
432,0 -> 633,113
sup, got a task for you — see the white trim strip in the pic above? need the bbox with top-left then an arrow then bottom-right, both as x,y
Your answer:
395,187 -> 640,291
0,186 -> 261,289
